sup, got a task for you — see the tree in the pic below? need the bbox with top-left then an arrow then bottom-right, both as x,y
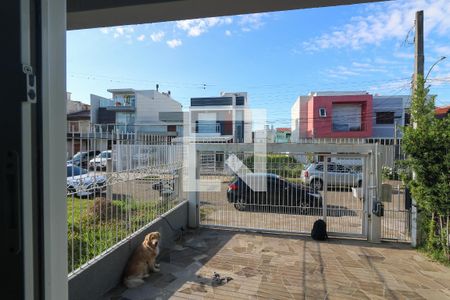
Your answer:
402,75 -> 450,261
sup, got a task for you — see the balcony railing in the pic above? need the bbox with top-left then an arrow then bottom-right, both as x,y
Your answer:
67,121 -> 91,133
195,122 -> 221,135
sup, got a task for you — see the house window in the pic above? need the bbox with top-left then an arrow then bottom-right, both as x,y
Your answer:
319,108 -> 327,117
376,112 -> 395,124
167,125 -> 176,132
332,104 -> 362,131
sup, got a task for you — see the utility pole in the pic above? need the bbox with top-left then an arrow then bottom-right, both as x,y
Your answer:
411,10 -> 424,248
414,10 -> 424,86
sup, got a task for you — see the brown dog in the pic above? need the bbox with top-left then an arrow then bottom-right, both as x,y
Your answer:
123,232 -> 161,288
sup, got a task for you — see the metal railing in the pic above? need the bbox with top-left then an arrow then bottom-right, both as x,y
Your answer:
67,120 -> 91,133
196,143 -> 372,237
66,135 -> 410,276
67,131 -> 184,275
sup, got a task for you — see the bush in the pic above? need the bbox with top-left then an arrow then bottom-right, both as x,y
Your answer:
402,75 -> 450,263
243,154 -> 303,178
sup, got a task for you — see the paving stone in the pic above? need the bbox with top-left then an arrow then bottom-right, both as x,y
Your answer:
101,228 -> 450,300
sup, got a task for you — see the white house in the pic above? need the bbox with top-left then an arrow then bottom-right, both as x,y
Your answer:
90,88 -> 183,137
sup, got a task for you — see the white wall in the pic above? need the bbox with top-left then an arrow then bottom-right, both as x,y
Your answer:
135,90 -> 182,125
291,97 -> 300,143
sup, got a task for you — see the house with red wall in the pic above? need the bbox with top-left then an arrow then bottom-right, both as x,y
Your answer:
291,91 -> 373,141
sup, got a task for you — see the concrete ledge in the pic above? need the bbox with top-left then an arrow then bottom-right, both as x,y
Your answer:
68,200 -> 188,300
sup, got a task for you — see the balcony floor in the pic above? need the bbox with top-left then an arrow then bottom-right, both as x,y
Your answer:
103,229 -> 450,300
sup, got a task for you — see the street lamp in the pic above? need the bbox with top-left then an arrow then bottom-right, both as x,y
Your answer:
425,56 -> 446,81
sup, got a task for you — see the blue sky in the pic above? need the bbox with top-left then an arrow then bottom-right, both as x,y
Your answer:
67,0 -> 450,127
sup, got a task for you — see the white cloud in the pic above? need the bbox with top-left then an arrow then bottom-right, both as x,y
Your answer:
434,45 -> 450,56
167,39 -> 182,48
110,26 -> 135,39
352,62 -> 371,68
325,66 -> 361,78
393,52 -> 414,59
150,31 -> 165,42
137,34 -> 145,41
368,79 -> 411,94
100,28 -> 109,34
176,17 -> 233,37
303,0 -> 450,52
225,30 -> 232,36
238,13 -> 267,32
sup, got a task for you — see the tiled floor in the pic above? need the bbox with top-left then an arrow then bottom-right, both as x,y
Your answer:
103,229 -> 450,300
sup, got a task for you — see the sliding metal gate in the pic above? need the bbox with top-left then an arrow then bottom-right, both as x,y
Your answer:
195,143 -> 377,238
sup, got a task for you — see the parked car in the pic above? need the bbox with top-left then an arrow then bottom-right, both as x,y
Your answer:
152,178 -> 175,198
66,164 -> 107,197
89,150 -> 112,170
67,150 -> 101,169
227,173 -> 322,211
301,162 -> 362,191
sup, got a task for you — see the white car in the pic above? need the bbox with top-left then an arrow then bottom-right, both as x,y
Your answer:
301,162 -> 363,190
88,150 -> 112,171
67,164 -> 107,197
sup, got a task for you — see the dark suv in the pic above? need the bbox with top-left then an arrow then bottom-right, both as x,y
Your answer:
226,173 -> 322,211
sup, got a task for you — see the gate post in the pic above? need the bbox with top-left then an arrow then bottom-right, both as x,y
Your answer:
187,148 -> 200,228
368,146 -> 382,243
322,159 -> 328,222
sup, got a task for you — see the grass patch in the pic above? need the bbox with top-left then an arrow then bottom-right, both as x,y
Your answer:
200,206 -> 215,221
417,246 -> 450,267
67,196 -> 176,272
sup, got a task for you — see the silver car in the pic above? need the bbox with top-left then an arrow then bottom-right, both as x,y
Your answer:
301,162 -> 362,190
67,164 -> 107,197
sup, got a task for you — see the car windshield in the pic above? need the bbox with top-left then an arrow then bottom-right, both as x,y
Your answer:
100,152 -> 110,158
71,152 -> 84,161
67,165 -> 87,177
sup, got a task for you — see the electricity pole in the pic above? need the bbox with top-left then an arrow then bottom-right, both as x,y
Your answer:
414,11 -> 424,86
411,10 -> 424,248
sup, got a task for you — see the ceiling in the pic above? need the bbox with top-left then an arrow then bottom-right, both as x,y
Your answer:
67,0 -> 390,30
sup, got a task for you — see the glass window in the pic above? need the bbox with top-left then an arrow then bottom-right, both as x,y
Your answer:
100,152 -> 110,158
327,164 -> 336,172
67,165 -> 87,177
376,112 -> 395,124
336,165 -> 350,173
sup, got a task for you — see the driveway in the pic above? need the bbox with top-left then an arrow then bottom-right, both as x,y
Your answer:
103,229 -> 450,299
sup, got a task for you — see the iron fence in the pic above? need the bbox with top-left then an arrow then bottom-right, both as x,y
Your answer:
66,131 -> 184,275
198,147 -> 368,237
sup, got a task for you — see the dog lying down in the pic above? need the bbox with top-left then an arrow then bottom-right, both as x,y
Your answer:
123,232 -> 161,288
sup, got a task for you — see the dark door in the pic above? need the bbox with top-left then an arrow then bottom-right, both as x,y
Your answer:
1,1 -> 42,299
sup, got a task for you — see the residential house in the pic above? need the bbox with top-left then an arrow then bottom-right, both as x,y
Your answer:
66,92 -> 92,158
188,92 -> 252,143
275,128 -> 291,143
291,91 -> 373,141
90,88 -> 183,138
67,92 -> 90,114
253,125 -> 275,144
187,92 -> 252,173
435,105 -> 450,119
371,95 -> 410,139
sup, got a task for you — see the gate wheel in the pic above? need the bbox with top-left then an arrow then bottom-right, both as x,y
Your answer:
234,198 -> 247,211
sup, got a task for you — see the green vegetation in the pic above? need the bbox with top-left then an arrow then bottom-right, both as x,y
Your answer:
243,154 -> 304,178
67,197 -> 175,272
401,75 -> 450,264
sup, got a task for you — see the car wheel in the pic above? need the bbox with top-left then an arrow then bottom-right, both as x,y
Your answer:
311,179 -> 323,191
233,198 -> 247,211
